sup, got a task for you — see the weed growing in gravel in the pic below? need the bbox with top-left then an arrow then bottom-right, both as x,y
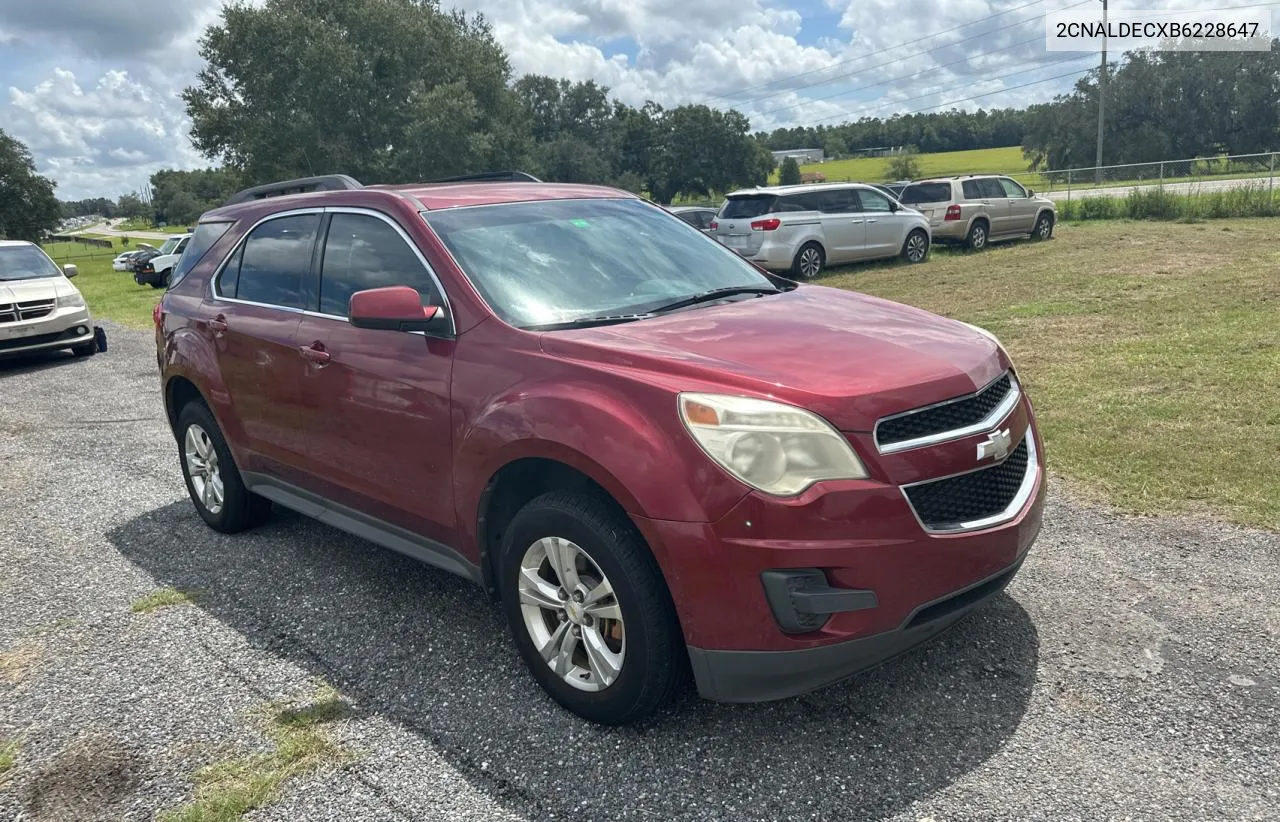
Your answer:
0,739 -> 18,780
131,587 -> 197,614
159,687 -> 353,822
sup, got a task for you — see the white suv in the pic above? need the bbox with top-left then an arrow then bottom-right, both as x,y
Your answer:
712,183 -> 931,279
0,241 -> 96,359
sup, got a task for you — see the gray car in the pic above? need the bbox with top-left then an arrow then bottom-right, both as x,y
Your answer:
667,206 -> 718,234
0,241 -> 97,359
712,183 -> 931,279
898,176 -> 1056,251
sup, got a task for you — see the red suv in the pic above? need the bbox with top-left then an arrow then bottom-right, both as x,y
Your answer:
155,172 -> 1044,725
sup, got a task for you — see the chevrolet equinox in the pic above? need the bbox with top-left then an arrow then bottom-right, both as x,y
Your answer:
155,172 -> 1045,725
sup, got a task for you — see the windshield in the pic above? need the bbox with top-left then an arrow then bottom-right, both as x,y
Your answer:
425,198 -> 776,328
0,245 -> 62,281
159,237 -> 182,255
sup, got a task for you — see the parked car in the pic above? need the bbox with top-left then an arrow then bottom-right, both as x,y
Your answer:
667,206 -> 718,234
135,233 -> 192,288
113,244 -> 157,271
0,241 -> 97,359
155,172 -> 1044,725
898,176 -> 1056,251
871,181 -> 910,200
711,183 -> 931,279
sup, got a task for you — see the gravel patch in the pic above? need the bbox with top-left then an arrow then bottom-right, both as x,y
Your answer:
1,323 -> 1276,821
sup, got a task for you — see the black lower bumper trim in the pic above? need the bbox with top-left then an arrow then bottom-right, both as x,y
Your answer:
688,559 -> 1023,703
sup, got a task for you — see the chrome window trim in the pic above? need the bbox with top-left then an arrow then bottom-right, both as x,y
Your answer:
874,370 -> 1021,454
900,433 -> 1039,535
208,206 -> 455,336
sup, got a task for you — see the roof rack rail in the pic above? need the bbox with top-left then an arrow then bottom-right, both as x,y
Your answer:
221,174 -> 364,207
425,170 -> 542,184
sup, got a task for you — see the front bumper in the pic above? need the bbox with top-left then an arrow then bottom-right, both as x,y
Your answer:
0,307 -> 94,357
688,557 -> 1026,702
134,269 -> 165,286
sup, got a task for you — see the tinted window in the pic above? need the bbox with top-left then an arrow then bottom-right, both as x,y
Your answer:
0,245 -> 61,281
998,178 -> 1027,198
817,189 -> 859,213
319,213 -> 440,316
961,180 -> 984,199
720,195 -> 777,219
169,222 -> 233,288
981,178 -> 1007,199
779,193 -> 822,212
218,244 -> 244,298
426,198 -> 776,329
900,183 -> 952,204
695,211 -> 715,229
855,188 -> 894,213
234,214 -> 320,309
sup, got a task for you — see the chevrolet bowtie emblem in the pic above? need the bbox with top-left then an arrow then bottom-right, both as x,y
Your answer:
977,428 -> 1013,462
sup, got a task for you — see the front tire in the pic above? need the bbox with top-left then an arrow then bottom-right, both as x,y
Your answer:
176,401 -> 271,533
499,491 -> 686,725
71,340 -> 97,357
791,242 -> 824,280
901,229 -> 929,264
1033,212 -> 1054,240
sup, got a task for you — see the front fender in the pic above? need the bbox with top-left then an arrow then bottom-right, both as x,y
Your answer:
455,380 -> 749,538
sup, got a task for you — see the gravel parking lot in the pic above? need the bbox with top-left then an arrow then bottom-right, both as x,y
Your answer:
2,323 -> 1277,821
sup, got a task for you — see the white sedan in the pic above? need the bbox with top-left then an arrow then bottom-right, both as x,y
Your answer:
111,244 -> 157,271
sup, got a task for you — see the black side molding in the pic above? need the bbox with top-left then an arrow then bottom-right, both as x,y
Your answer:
241,472 -> 482,584
761,569 -> 878,634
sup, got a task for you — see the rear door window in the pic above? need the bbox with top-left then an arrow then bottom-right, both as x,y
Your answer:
981,178 -> 1008,199
779,193 -> 823,212
900,183 -> 952,204
230,214 -> 320,309
318,213 -> 442,317
817,189 -> 859,214
720,196 -> 778,219
961,180 -> 985,199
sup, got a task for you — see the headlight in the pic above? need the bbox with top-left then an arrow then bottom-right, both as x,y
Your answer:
679,392 -> 867,496
58,290 -> 86,308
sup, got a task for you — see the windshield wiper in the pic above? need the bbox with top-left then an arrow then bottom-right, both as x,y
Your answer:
526,312 -> 655,331
645,285 -> 781,315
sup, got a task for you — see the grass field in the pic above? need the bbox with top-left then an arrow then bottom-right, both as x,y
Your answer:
782,146 -> 1029,185
42,240 -> 162,330
826,218 -> 1280,529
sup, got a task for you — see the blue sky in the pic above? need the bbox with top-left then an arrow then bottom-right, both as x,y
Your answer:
0,0 -> 1254,198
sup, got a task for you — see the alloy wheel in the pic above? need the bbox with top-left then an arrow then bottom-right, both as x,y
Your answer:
971,225 -> 987,249
799,247 -> 822,278
517,536 -> 625,692
905,233 -> 927,262
1037,216 -> 1052,239
184,424 -> 225,514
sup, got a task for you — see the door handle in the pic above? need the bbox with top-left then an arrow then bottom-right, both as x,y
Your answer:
981,201 -> 991,205
850,219 -> 865,224
299,343 -> 331,365
207,314 -> 228,334
865,218 -> 878,223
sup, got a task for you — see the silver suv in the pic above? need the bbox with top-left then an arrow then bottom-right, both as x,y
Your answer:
898,176 -> 1055,251
712,183 -> 931,279
0,241 -> 96,359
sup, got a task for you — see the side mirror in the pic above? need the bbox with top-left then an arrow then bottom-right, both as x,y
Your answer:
349,286 -> 443,333
888,200 -> 900,212
1026,189 -> 1035,197
63,264 -> 78,278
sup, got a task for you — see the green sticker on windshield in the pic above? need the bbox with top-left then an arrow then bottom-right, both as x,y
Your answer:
570,219 -> 591,228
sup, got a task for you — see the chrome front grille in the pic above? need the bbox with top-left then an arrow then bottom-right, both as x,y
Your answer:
875,371 -> 1019,453
901,435 -> 1037,533
0,299 -> 56,324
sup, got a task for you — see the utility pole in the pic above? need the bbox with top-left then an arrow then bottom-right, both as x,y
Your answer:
1095,0 -> 1108,183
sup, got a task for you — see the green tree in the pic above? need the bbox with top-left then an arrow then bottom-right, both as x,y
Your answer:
646,105 -> 770,203
116,193 -> 148,219
778,157 -> 802,185
886,147 -> 922,180
183,0 -> 530,185
0,129 -> 60,242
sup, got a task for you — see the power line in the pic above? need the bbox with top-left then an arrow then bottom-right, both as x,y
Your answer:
697,0 -> 1053,106
802,63 -> 1097,129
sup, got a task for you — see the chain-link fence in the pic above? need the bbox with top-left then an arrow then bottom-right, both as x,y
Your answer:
1000,151 -> 1279,200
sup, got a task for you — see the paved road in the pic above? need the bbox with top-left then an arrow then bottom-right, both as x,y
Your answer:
1042,174 -> 1278,201
74,219 -> 172,241
1,325 -> 1277,821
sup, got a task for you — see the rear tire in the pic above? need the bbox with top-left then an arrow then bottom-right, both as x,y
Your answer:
176,401 -> 271,534
965,220 -> 989,251
901,229 -> 929,264
791,242 -> 825,280
499,490 -> 687,725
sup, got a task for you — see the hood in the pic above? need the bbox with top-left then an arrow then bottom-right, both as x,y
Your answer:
539,286 -> 1006,432
0,278 -> 73,304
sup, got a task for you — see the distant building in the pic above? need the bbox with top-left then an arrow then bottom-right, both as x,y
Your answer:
800,172 -> 826,184
772,148 -> 825,165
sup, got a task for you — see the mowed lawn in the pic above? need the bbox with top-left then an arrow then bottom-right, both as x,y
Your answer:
785,145 -> 1029,184
42,239 -> 162,329
825,218 -> 1280,529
